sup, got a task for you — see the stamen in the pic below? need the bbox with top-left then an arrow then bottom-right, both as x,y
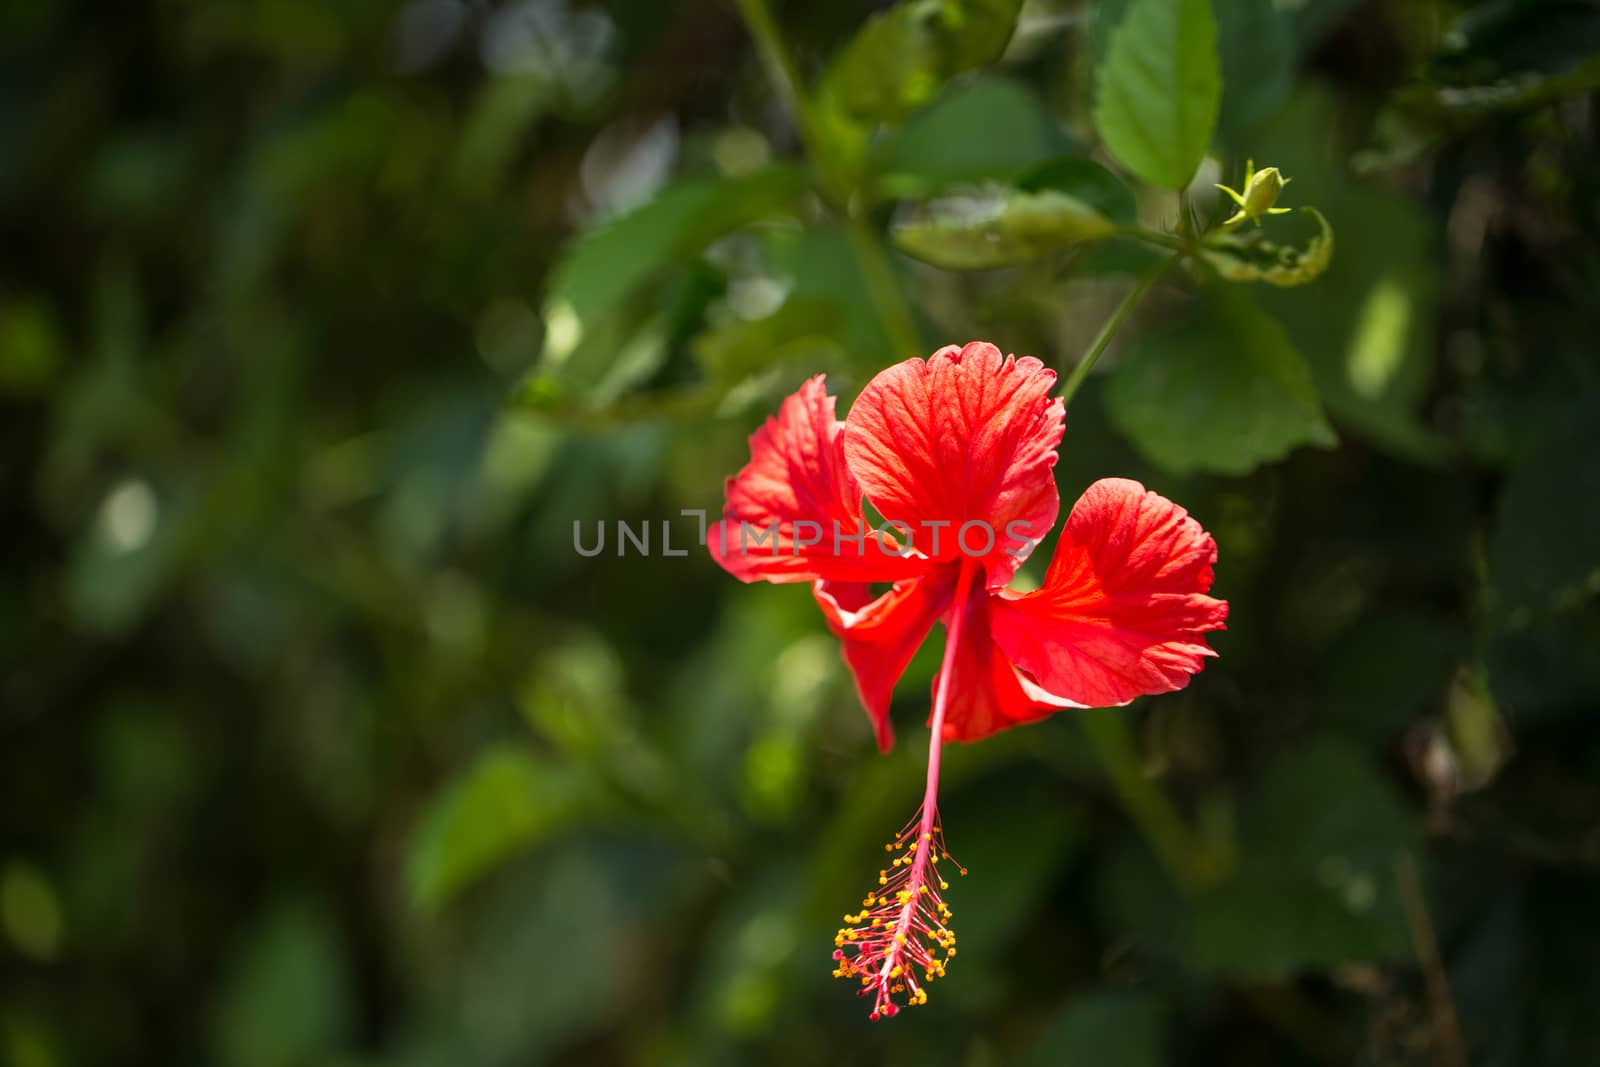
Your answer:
830,803 -> 965,1017
830,559 -> 977,1019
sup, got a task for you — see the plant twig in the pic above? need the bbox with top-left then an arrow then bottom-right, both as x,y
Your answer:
733,0 -> 921,361
1059,254 -> 1173,406
1395,852 -> 1469,1067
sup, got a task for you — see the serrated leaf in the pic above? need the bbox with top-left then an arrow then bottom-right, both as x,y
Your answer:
1201,206 -> 1335,286
830,0 -> 1024,124
1092,0 -> 1221,189
1091,0 -> 1295,136
1105,287 -> 1336,475
406,745 -> 596,910
891,186 -> 1117,269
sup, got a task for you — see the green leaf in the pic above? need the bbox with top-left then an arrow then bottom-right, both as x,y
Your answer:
1016,156 -> 1138,224
543,167 -> 805,332
1100,738 -> 1418,978
1019,992 -> 1169,1067
1249,88 -> 1445,464
1105,287 -> 1336,475
534,168 -> 805,408
406,745 -> 597,910
1201,206 -> 1335,287
1091,0 -> 1295,135
891,186 -> 1117,270
1092,0 -> 1222,189
214,901 -> 352,1067
692,297 -> 847,387
1489,413 -> 1600,617
876,77 -> 1073,194
829,0 -> 1024,124
1214,0 -> 1295,134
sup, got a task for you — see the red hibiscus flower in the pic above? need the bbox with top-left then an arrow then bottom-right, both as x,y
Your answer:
708,342 -> 1228,1018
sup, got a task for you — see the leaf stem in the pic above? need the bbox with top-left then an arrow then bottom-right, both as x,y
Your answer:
1117,225 -> 1187,252
1059,253 -> 1173,405
733,0 -> 922,361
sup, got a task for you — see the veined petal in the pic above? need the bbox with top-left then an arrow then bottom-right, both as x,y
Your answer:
841,342 -> 1065,588
710,376 -> 921,584
815,565 -> 955,752
932,586 -> 1079,743
990,478 -> 1229,708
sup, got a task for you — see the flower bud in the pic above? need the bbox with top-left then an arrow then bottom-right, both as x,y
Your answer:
1216,160 -> 1293,227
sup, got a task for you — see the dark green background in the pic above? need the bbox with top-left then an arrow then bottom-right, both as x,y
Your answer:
3,1 -> 1599,1064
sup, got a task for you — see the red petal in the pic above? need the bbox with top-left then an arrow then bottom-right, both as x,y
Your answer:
990,478 -> 1229,707
710,377 -> 920,584
931,587 -> 1079,743
841,342 -> 1065,588
815,566 -> 955,752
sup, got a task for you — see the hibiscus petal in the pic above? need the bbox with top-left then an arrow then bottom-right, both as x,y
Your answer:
815,566 -> 957,752
990,478 -> 1229,707
931,586 -> 1079,743
841,342 -> 1065,588
709,376 -> 921,584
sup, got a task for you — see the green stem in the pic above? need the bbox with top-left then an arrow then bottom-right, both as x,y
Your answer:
1058,254 -> 1173,406
1060,249 -> 1214,890
732,0 -> 818,158
845,212 -> 923,360
1116,225 -> 1187,252
734,0 -> 921,360
1079,711 -> 1207,891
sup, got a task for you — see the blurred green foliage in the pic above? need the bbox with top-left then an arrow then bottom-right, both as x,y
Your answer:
3,1 -> 1600,1065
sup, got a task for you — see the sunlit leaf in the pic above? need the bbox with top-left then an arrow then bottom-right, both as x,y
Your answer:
1092,0 -> 1221,189
1106,287 -> 1337,475
892,186 -> 1116,269
543,167 -> 805,333
829,0 -> 1024,124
